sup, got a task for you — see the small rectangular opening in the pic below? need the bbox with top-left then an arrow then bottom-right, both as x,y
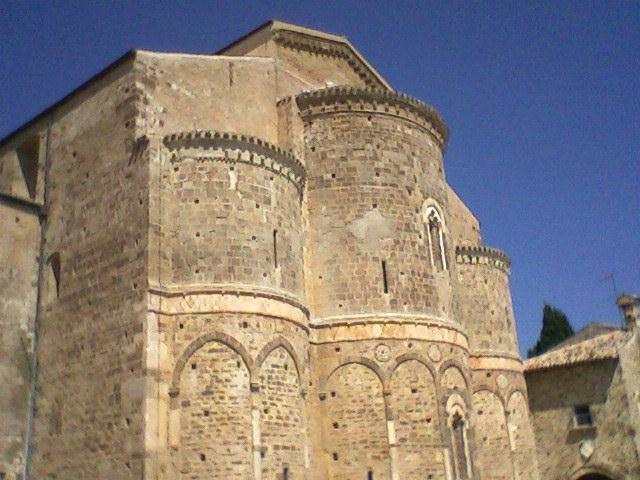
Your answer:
283,467 -> 289,480
574,405 -> 593,427
381,260 -> 388,293
368,470 -> 373,480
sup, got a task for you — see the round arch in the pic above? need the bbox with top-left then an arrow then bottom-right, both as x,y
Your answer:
569,465 -> 621,480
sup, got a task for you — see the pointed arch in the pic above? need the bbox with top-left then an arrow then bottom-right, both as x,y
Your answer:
390,352 -> 438,383
255,336 -> 303,382
173,337 -> 253,479
258,345 -> 306,479
472,389 -> 514,480
390,359 -> 445,479
569,465 -> 621,480
439,360 -> 470,392
445,392 -> 471,480
323,362 -> 390,479
171,331 -> 255,392
506,390 -> 538,480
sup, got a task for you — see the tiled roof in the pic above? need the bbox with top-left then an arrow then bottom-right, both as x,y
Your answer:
550,322 -> 622,350
524,329 -> 631,372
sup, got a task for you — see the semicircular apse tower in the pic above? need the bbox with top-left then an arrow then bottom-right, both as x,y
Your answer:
296,86 -> 476,480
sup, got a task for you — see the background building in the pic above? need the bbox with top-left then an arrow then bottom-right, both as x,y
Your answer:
525,294 -> 640,480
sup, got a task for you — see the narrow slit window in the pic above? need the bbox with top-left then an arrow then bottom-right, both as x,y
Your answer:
283,467 -> 289,480
368,470 -> 374,480
381,260 -> 388,293
273,229 -> 278,268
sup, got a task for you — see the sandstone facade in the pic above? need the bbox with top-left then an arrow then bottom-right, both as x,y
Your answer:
1,21 -> 540,480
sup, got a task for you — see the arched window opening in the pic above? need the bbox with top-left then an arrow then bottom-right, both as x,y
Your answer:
426,207 -> 447,272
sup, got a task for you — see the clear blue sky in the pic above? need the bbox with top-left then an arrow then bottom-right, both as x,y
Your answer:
2,1 -> 638,354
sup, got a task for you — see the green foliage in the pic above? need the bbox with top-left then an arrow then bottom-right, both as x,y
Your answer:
527,304 -> 574,358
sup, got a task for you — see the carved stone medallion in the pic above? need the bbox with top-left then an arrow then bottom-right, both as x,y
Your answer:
427,344 -> 442,362
374,343 -> 391,363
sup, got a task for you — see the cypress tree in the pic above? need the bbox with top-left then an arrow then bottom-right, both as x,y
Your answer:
527,304 -> 574,358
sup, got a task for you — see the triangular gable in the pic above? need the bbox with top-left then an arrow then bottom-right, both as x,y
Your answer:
218,20 -> 392,95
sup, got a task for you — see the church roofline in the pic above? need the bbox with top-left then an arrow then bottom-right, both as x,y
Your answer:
217,20 -> 393,91
1,21 -> 393,150
0,49 -> 137,150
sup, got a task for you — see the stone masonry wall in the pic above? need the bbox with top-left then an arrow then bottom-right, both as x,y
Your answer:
507,391 -> 538,480
223,30 -> 376,99
298,88 -> 452,321
297,87 -> 478,480
259,347 -> 306,480
446,186 -> 480,248
134,53 -> 278,144
472,390 -> 514,480
29,59 -> 149,479
311,336 -> 471,480
178,341 -> 252,480
0,26 -> 545,480
454,242 -> 540,480
159,133 -> 304,298
0,127 -> 46,480
389,360 -> 446,480
0,202 -> 40,480
159,310 -> 309,480
149,127 -> 309,479
324,363 -> 390,480
455,251 -> 518,355
469,366 -> 536,480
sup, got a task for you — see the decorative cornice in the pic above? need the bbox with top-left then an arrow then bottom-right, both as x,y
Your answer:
148,282 -> 309,318
163,130 -> 305,192
455,245 -> 511,273
295,86 -> 449,149
272,30 -> 388,90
